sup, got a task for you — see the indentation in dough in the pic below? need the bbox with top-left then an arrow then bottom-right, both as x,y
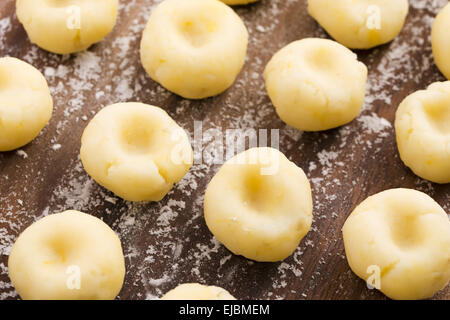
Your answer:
305,46 -> 339,74
178,18 -> 217,47
387,213 -> 425,249
119,115 -> 157,154
44,236 -> 73,264
242,168 -> 282,214
422,98 -> 450,135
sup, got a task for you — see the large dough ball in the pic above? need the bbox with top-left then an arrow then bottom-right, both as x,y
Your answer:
432,3 -> 450,80
308,0 -> 409,49
161,283 -> 236,300
140,0 -> 248,99
8,210 -> 126,300
264,38 -> 367,132
395,81 -> 450,184
16,0 -> 118,54
80,102 -> 193,202
0,57 -> 53,151
204,147 -> 313,262
343,189 -> 450,300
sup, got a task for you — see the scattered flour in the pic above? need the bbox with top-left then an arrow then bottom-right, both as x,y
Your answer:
0,0 -> 447,301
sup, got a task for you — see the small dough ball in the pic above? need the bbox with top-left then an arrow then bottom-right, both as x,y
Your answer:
308,0 -> 409,49
432,3 -> 450,80
161,283 -> 236,300
8,210 -> 125,300
16,0 -> 118,54
395,81 -> 450,184
221,0 -> 259,5
0,57 -> 53,151
343,189 -> 450,300
80,102 -> 193,202
204,147 -> 313,262
140,0 -> 248,99
264,38 -> 367,132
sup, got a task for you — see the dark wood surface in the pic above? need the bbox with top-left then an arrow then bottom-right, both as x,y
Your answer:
0,0 -> 449,300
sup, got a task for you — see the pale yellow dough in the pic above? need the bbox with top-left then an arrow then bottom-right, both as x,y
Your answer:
204,147 -> 313,262
432,3 -> 450,80
343,189 -> 450,300
140,0 -> 248,99
80,102 -> 193,202
221,0 -> 259,5
308,0 -> 409,49
161,283 -> 236,300
264,38 -> 367,132
8,210 -> 125,300
16,0 -> 118,54
0,57 -> 53,151
395,81 -> 450,184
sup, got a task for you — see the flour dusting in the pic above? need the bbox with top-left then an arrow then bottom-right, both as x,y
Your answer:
0,0 -> 448,301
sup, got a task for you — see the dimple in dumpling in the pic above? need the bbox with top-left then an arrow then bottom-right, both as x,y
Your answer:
343,189 -> 450,300
264,38 -> 367,132
8,210 -> 126,300
140,0 -> 248,99
395,81 -> 450,184
204,147 -> 313,262
80,102 -> 193,202
308,0 -> 409,49
16,0 -> 119,54
0,57 -> 53,151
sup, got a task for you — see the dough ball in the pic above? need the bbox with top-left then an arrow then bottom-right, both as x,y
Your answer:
308,0 -> 409,49
432,3 -> 450,80
395,81 -> 450,184
343,189 -> 450,300
80,102 -> 193,202
161,283 -> 236,300
264,38 -> 367,132
16,0 -> 118,54
140,0 -> 248,99
221,0 -> 259,5
8,210 -> 125,300
0,57 -> 53,151
204,147 -> 313,262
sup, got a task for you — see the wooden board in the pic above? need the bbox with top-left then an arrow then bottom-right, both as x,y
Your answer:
0,0 -> 449,300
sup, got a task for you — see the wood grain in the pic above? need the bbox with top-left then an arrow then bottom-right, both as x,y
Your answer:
0,0 -> 449,300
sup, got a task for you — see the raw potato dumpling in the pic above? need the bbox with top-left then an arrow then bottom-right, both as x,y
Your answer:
161,283 -> 236,300
308,0 -> 409,49
264,38 -> 367,132
0,57 -> 53,151
140,0 -> 248,99
221,0 -> 259,5
432,3 -> 450,80
343,189 -> 450,300
204,147 -> 313,262
80,102 -> 193,202
16,0 -> 118,54
395,81 -> 450,184
8,211 -> 126,300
